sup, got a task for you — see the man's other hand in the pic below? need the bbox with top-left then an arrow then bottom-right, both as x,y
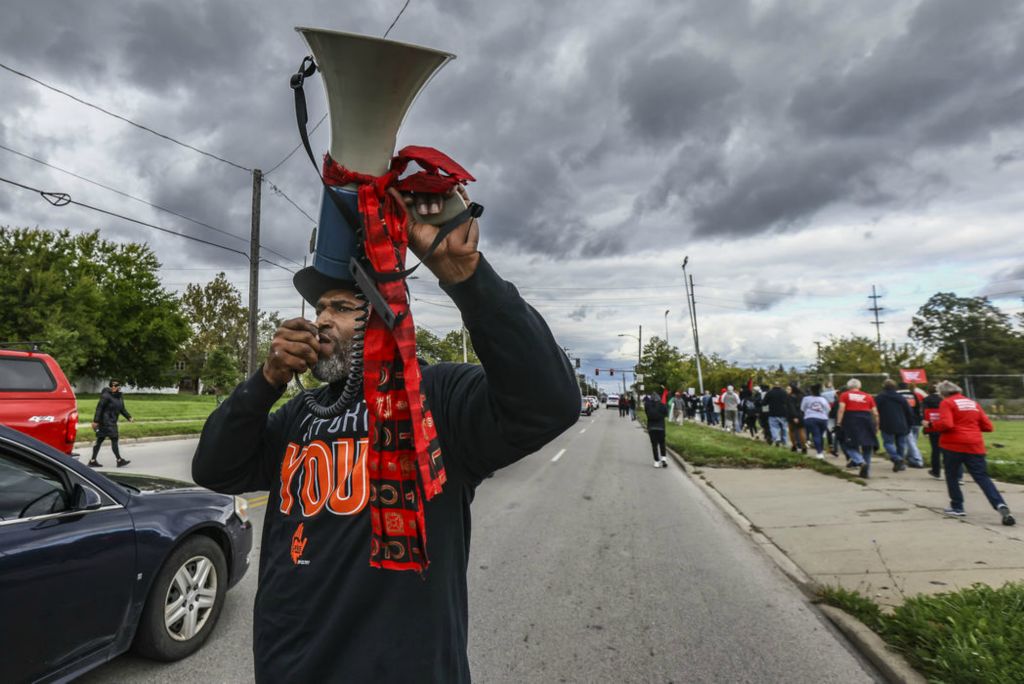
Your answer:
389,185 -> 480,285
263,318 -> 320,389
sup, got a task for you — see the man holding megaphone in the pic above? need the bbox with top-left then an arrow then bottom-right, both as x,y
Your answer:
193,28 -> 580,682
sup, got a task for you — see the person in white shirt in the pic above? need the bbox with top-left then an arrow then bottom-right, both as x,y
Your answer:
800,383 -> 832,459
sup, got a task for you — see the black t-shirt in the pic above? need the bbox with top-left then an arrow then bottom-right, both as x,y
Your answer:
193,257 -> 579,682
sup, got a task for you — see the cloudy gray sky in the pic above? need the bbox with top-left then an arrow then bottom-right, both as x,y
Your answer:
2,0 -> 1023,392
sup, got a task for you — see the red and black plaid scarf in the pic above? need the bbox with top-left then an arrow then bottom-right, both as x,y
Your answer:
323,147 -> 474,572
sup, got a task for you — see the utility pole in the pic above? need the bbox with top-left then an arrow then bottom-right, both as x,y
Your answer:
868,285 -> 885,367
247,168 -> 262,377
960,338 -> 972,398
300,255 -> 307,319
462,325 -> 468,363
814,341 -> 822,369
689,274 -> 705,394
664,309 -> 670,346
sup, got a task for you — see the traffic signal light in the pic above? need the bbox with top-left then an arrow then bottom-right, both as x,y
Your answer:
595,369 -> 599,376
610,369 -> 615,376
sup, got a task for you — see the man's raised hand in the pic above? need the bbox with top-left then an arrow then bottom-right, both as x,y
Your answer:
263,318 -> 320,389
388,185 -> 480,285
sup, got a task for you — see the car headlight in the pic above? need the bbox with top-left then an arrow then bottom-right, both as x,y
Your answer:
233,495 -> 250,524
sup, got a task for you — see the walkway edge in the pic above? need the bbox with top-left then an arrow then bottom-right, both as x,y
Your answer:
72,433 -> 199,453
817,606 -> 927,684
665,445 -> 924,684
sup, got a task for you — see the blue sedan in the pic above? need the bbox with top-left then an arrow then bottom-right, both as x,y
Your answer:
0,425 -> 252,683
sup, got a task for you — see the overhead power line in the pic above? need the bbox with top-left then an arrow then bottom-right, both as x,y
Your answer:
0,142 -> 301,267
0,62 -> 252,173
0,174 -> 295,274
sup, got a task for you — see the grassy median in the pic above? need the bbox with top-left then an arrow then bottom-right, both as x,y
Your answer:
818,583 -> 1024,684
639,413 -> 866,484
76,393 -> 289,440
641,411 -> 1024,485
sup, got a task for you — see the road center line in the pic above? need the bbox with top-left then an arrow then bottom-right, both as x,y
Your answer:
551,448 -> 566,462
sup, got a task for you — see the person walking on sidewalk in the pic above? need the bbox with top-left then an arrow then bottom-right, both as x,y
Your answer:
644,392 -> 670,468
669,391 -> 685,425
786,382 -> 807,454
875,379 -> 914,472
921,385 -> 949,479
88,379 -> 133,468
925,380 -> 1015,526
618,394 -> 628,418
836,378 -> 879,478
800,384 -> 831,459
897,382 -> 926,467
764,383 -> 790,446
628,394 -> 637,421
722,385 -> 740,433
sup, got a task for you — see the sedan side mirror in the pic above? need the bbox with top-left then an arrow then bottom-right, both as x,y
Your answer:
71,483 -> 103,511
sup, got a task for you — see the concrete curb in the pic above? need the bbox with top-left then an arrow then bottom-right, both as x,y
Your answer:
72,433 -> 199,451
818,606 -> 927,684
664,445 -> 924,684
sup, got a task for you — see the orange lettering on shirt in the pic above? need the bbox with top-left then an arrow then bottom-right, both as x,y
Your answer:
279,442 -> 304,514
300,440 -> 333,517
327,437 -> 370,515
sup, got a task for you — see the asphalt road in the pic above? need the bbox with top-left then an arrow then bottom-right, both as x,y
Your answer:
80,413 -> 880,683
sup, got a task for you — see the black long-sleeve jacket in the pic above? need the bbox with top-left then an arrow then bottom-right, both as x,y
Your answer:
92,387 -> 131,437
191,256 -> 579,683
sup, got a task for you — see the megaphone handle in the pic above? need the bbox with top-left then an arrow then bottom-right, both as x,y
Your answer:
409,191 -> 468,227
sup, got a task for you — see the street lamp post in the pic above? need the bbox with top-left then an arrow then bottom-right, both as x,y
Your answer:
664,309 -> 670,346
681,258 -> 704,394
618,328 -> 642,394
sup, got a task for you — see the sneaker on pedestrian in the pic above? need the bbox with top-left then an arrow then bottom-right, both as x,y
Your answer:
858,465 -> 869,479
998,504 -> 1016,527
815,452 -> 825,460
928,470 -> 942,479
87,460 -> 102,468
659,458 -> 668,468
943,508 -> 966,518
116,459 -> 131,468
908,462 -> 925,469
893,460 -> 907,472
845,460 -> 859,469
652,461 -> 661,468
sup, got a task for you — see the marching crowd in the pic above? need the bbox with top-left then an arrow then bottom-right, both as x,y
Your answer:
640,378 -> 1016,527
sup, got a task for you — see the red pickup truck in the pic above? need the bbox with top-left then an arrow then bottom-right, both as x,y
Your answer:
0,346 -> 79,454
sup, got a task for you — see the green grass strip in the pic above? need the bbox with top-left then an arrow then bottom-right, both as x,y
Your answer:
818,583 -> 1024,684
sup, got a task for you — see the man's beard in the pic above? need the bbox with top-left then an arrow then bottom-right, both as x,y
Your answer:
312,336 -> 354,383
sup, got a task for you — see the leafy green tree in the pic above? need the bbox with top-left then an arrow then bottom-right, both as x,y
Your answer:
178,273 -> 247,390
909,292 -> 1024,395
205,345 -> 242,397
0,227 -> 186,385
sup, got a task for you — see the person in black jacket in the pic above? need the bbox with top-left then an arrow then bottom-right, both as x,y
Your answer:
88,379 -> 132,467
192,189 -> 578,683
875,379 -> 914,472
644,390 -> 670,467
763,383 -> 790,446
786,382 -> 807,454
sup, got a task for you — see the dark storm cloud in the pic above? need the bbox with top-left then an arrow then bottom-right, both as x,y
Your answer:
743,283 -> 797,311
618,50 -> 739,144
789,0 -> 1024,147
568,306 -> 588,321
981,263 -> 1024,299
3,0 -> 1024,267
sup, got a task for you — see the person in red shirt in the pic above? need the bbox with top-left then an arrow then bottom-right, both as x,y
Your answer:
925,380 -> 1015,526
835,378 -> 880,478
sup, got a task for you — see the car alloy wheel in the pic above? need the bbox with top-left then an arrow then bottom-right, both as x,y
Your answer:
164,554 -> 219,641
134,535 -> 227,661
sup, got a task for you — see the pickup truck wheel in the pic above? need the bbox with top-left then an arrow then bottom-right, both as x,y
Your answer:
133,536 -> 227,661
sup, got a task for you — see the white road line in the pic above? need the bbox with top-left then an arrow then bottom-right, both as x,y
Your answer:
551,448 -> 566,462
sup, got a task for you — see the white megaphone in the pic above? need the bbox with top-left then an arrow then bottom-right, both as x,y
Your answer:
292,27 -> 469,308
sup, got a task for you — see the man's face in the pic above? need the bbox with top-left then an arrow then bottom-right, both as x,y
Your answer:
312,288 -> 362,382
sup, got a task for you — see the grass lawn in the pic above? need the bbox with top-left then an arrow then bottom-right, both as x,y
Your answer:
76,393 -> 289,440
985,420 -> 1024,484
649,417 -> 866,484
818,583 -> 1024,684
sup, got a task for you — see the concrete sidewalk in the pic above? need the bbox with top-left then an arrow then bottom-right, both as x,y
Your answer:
687,458 -> 1024,606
